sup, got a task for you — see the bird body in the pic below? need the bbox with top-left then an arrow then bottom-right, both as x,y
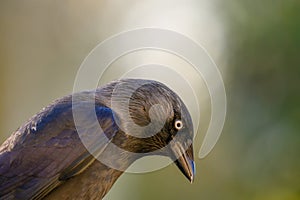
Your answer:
0,79 -> 195,200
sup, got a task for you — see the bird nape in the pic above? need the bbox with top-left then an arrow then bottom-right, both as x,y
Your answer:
0,79 -> 195,200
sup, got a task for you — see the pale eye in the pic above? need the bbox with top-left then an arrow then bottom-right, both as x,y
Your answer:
174,120 -> 183,130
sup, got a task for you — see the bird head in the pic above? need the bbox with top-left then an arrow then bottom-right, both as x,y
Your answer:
103,79 -> 195,182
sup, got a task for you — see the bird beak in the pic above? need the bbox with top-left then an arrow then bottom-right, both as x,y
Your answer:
172,142 -> 195,183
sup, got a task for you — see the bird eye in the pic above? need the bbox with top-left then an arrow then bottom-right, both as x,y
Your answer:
174,120 -> 183,130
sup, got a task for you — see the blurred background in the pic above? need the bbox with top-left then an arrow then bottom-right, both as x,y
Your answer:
0,0 -> 299,199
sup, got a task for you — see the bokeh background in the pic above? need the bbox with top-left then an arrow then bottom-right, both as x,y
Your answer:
0,0 -> 299,199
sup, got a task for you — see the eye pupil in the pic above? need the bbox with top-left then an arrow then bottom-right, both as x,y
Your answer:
175,120 -> 183,130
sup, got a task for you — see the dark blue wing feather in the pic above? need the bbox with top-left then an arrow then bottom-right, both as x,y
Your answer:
0,97 -> 118,200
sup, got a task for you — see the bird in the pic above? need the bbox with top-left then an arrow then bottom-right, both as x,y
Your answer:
0,79 -> 195,200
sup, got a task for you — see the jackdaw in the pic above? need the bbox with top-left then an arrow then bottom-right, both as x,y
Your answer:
0,79 -> 195,200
